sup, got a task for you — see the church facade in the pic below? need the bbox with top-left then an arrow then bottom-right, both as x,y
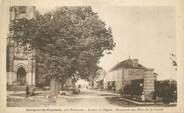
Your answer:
6,6 -> 37,86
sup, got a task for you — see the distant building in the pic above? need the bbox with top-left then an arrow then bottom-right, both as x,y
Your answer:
104,58 -> 157,100
63,77 -> 75,89
76,79 -> 89,89
94,69 -> 106,90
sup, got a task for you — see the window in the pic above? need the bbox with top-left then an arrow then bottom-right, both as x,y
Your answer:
19,6 -> 26,14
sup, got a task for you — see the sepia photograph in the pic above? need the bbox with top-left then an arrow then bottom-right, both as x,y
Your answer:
5,5 -> 178,108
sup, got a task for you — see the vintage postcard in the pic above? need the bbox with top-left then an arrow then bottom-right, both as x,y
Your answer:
0,0 -> 184,113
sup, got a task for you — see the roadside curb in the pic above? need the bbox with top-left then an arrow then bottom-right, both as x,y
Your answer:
119,97 -> 153,105
119,97 -> 177,106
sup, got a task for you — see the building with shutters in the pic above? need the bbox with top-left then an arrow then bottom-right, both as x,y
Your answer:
104,58 -> 157,100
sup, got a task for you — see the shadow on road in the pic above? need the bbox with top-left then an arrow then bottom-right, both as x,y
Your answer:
105,97 -> 139,107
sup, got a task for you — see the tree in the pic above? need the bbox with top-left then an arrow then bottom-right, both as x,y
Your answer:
10,6 -> 115,95
154,80 -> 177,103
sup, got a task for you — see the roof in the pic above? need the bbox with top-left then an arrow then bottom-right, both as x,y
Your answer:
109,58 -> 147,72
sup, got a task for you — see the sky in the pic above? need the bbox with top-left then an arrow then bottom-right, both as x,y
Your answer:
93,6 -> 176,80
37,6 -> 176,80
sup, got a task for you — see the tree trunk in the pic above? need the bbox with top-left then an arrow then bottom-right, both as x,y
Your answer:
60,79 -> 64,91
57,80 -> 60,93
72,79 -> 76,89
50,77 -> 59,96
56,79 -> 60,94
60,78 -> 65,90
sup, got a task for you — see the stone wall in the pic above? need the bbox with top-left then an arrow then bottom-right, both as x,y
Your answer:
143,69 -> 155,101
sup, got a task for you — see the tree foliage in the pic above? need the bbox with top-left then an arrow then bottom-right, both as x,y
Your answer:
154,80 -> 177,103
10,6 -> 115,82
170,53 -> 177,71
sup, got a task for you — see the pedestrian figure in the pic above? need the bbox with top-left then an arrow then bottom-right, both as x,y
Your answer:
141,92 -> 145,102
25,84 -> 30,98
121,87 -> 124,96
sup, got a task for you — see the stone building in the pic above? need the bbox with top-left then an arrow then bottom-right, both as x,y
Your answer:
6,6 -> 38,86
104,58 -> 157,100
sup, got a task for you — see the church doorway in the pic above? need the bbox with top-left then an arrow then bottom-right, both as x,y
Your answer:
17,67 -> 26,85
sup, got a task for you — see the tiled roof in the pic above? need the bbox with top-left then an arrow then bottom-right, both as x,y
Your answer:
109,58 -> 147,71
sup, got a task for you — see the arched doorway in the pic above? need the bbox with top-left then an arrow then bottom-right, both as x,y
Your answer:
17,67 -> 26,85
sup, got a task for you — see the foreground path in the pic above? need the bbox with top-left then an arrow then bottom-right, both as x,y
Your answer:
7,88 -> 138,107
59,88 -> 118,107
54,88 -> 137,107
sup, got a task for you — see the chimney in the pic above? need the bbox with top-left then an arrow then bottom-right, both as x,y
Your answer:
133,59 -> 138,67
